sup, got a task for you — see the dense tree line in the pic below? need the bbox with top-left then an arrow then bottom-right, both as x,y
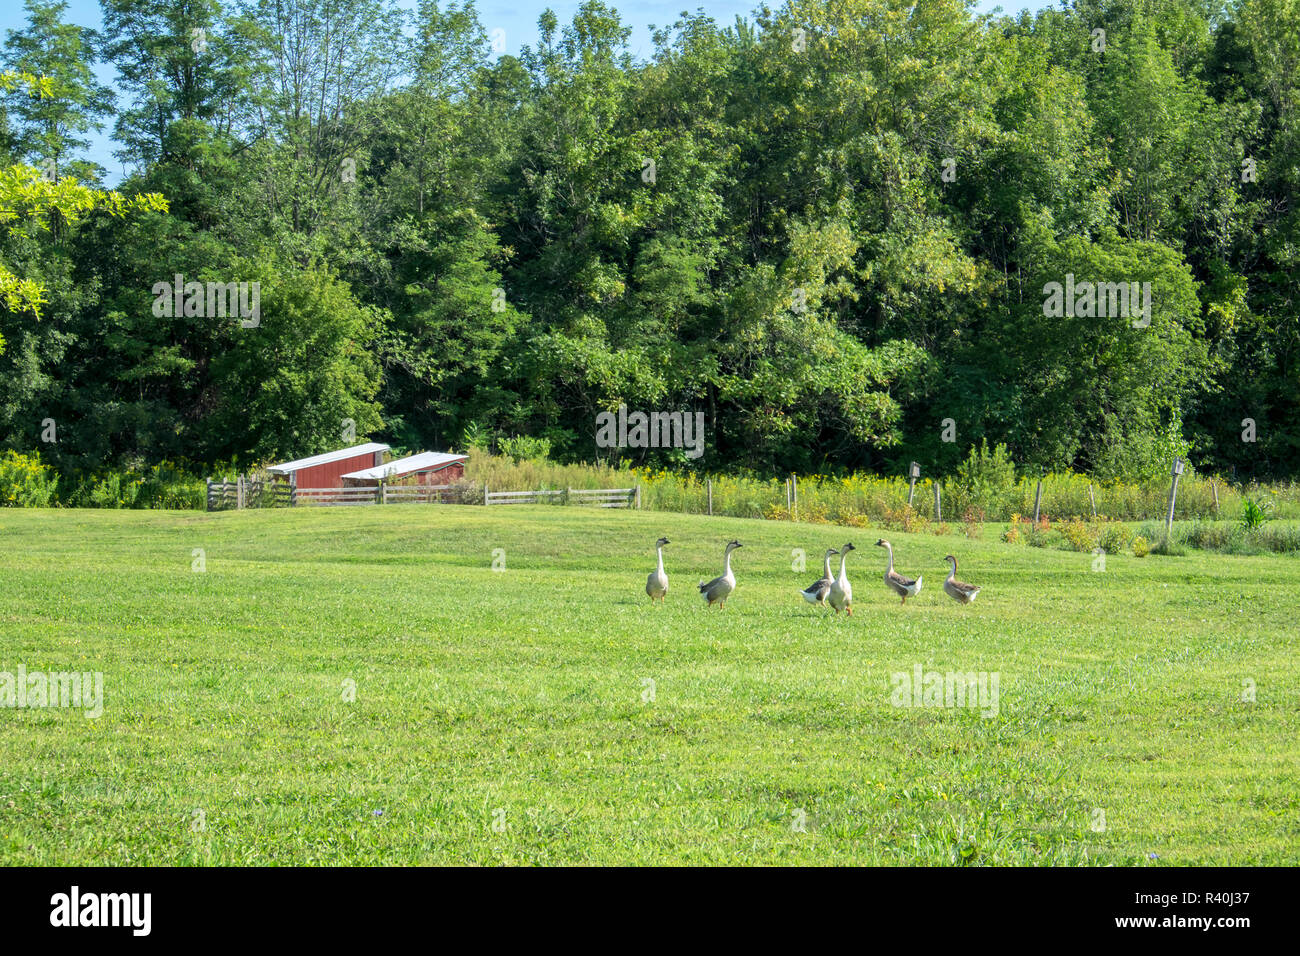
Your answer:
0,0 -> 1296,481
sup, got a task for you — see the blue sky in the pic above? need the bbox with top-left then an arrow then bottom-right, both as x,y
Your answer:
2,1 -> 1058,184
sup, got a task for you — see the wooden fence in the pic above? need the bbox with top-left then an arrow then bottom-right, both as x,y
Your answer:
206,478 -> 292,511
484,486 -> 638,508
207,479 -> 636,510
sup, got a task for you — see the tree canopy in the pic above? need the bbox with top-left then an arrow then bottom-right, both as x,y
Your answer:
0,0 -> 1296,480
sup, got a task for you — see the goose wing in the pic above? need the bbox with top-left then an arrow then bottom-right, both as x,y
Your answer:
886,569 -> 917,590
699,574 -> 730,599
802,575 -> 832,599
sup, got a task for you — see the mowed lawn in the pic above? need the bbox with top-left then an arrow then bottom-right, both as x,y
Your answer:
0,505 -> 1296,866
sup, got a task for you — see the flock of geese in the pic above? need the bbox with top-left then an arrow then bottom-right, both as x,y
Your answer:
646,537 -> 982,611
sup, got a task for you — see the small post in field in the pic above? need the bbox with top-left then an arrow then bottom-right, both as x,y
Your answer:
1088,483 -> 1096,518
483,482 -> 489,505
1166,457 -> 1185,536
1033,480 -> 1043,524
237,475 -> 245,510
791,474 -> 798,521
707,478 -> 713,516
1211,480 -> 1219,514
786,478 -> 791,513
907,462 -> 920,507
934,481 -> 942,521
635,485 -> 641,509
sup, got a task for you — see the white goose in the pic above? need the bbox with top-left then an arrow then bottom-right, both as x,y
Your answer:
699,540 -> 742,608
646,537 -> 670,603
942,554 -> 981,604
800,548 -> 838,607
876,538 -> 922,604
828,542 -> 856,615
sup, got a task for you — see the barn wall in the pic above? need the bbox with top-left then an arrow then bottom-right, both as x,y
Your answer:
296,453 -> 380,488
421,462 -> 465,484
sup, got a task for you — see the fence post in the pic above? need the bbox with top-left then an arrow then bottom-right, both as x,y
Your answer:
1033,480 -> 1043,524
791,474 -> 798,521
290,472 -> 297,507
1166,457 -> 1184,537
635,485 -> 641,510
484,482 -> 489,506
379,480 -> 386,505
1088,483 -> 1096,518
907,462 -> 920,506
237,476 -> 245,510
1211,480 -> 1219,514
934,481 -> 942,521
206,479 -> 212,513
786,478 -> 791,513
707,478 -> 713,516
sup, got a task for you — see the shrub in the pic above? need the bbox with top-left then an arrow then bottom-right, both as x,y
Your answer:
952,441 -> 1017,518
1151,534 -> 1185,556
1249,523 -> 1300,553
1059,517 -> 1098,552
0,451 -> 58,507
1241,496 -> 1272,530
498,435 -> 552,464
1131,535 -> 1150,557
1096,521 -> 1131,554
883,503 -> 928,534
1184,520 -> 1245,553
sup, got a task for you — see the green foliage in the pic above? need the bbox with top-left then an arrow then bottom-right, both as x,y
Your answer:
4,0 -> 1300,494
497,434 -> 552,464
1240,495 -> 1273,530
952,442 -> 1018,519
0,449 -> 56,505
60,461 -> 206,509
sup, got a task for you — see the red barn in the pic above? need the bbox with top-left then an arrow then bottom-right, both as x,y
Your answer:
267,443 -> 390,488
340,451 -> 467,487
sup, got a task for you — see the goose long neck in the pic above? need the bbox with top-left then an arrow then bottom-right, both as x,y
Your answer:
884,544 -> 894,573
837,550 -> 849,576
723,548 -> 733,576
822,552 -> 834,578
656,547 -> 665,573
946,556 -> 956,578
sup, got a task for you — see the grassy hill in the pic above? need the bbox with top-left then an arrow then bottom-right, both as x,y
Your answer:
0,505 -> 1295,864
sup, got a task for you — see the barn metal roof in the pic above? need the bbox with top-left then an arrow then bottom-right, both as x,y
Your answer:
267,442 -> 391,474
340,451 -> 467,480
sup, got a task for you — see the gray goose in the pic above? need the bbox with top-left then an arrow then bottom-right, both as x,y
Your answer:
876,539 -> 922,604
699,540 -> 742,608
800,548 -> 838,606
942,555 -> 981,604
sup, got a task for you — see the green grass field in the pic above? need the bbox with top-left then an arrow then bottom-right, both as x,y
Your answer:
0,505 -> 1296,865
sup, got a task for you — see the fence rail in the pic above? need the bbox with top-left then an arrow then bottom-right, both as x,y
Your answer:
484,486 -> 637,508
207,479 -> 636,511
206,479 -> 291,511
